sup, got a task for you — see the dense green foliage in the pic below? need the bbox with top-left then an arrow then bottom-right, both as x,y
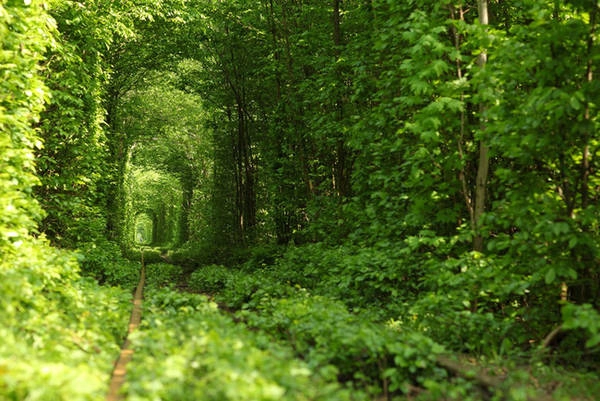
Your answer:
127,275 -> 359,401
177,262 -> 600,400
2,0 -> 600,399
159,0 -> 600,363
1,1 -> 137,399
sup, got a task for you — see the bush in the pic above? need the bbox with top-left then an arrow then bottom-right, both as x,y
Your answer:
0,239 -> 131,400
189,263 -> 446,398
237,291 -> 445,397
123,247 -> 164,264
243,243 -> 422,319
126,289 -> 361,401
78,239 -> 140,290
188,264 -> 233,294
144,262 -> 184,289
191,265 -> 295,310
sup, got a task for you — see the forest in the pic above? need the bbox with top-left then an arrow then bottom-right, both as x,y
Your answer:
2,0 -> 600,399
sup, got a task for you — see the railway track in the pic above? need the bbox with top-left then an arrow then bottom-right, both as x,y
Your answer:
106,252 -> 146,401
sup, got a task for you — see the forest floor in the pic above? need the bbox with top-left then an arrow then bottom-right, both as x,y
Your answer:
103,253 -> 600,401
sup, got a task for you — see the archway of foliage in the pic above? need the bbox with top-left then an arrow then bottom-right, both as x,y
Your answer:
113,68 -> 212,252
101,0 -> 600,358
134,212 -> 154,245
32,0 -> 156,247
123,166 -> 184,249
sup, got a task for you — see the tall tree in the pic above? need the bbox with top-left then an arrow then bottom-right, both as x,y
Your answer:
473,0 -> 490,252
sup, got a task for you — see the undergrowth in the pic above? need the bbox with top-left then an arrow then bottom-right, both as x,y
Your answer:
188,265 -> 452,399
0,239 -> 131,400
181,243 -> 600,400
126,288 -> 361,401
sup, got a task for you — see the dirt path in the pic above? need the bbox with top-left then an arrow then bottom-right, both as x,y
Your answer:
106,263 -> 146,401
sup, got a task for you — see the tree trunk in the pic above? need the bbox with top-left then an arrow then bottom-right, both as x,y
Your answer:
332,0 -> 353,197
449,4 -> 476,231
473,0 -> 490,253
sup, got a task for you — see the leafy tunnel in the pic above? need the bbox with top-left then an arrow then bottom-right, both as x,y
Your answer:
114,70 -> 209,252
3,1 -> 600,399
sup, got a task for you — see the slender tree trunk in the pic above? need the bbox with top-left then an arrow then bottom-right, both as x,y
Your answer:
179,178 -> 193,244
450,4 -> 475,230
473,0 -> 490,253
266,0 -> 290,243
235,103 -> 245,243
240,102 -> 257,235
332,0 -> 352,197
581,8 -> 596,211
104,89 -> 126,241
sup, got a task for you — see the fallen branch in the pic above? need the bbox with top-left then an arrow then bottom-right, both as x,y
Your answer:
436,354 -> 504,389
436,354 -> 557,401
540,324 -> 563,349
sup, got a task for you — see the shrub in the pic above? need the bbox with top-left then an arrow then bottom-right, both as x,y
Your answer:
188,264 -> 233,294
144,262 -> 184,290
78,239 -> 140,290
0,240 -> 131,400
126,289 -> 361,401
238,291 -> 445,397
